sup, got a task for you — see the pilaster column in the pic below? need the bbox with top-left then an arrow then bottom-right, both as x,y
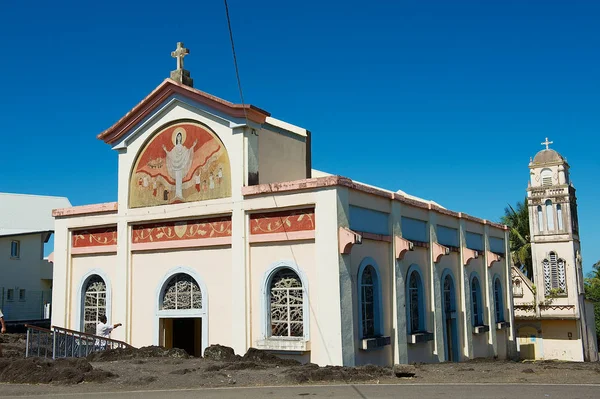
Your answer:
313,188 -> 348,366
428,212 -> 445,361
113,220 -> 129,342
391,201 -> 408,364
335,188 -> 356,366
230,203 -> 247,355
459,220 -> 474,359
505,229 -> 518,359
484,225 -> 497,357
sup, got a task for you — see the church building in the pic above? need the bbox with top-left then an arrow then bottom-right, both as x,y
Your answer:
51,43 -> 516,366
512,140 -> 598,361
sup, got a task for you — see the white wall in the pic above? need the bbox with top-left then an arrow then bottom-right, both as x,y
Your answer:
258,128 -> 307,184
0,233 -> 52,321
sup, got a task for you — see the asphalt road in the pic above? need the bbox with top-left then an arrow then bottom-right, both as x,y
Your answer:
1,384 -> 599,399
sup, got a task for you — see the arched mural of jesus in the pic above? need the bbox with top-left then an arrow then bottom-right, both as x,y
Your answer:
163,131 -> 197,199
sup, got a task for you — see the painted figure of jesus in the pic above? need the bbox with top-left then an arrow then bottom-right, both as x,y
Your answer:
163,132 -> 197,199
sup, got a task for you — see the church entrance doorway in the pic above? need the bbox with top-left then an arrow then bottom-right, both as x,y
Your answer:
156,270 -> 208,358
442,273 -> 459,362
160,317 -> 202,357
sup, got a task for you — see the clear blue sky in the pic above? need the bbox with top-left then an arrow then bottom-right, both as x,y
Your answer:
1,1 -> 598,272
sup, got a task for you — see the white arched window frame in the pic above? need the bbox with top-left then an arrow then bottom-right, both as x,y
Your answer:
261,261 -> 309,342
77,269 -> 112,335
557,204 -> 563,230
358,257 -> 384,339
541,168 -> 553,187
406,264 -> 426,334
154,267 -> 208,354
545,200 -> 554,230
537,206 -> 544,232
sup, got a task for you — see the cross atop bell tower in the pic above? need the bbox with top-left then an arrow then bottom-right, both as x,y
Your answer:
541,137 -> 553,150
170,42 -> 194,87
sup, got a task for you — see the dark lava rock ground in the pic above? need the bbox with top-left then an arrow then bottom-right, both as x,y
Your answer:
2,334 -> 600,392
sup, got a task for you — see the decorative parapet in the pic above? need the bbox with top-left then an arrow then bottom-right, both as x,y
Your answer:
463,249 -> 479,266
395,236 -> 414,261
339,227 -> 362,254
433,243 -> 450,263
486,251 -> 503,268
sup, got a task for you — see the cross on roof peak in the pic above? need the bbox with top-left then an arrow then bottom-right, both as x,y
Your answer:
541,137 -> 553,150
171,42 -> 189,71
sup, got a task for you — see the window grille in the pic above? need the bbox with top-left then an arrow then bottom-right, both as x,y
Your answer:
269,269 -> 303,338
494,278 -> 504,322
161,273 -> 202,310
443,275 -> 454,315
408,270 -> 423,333
360,266 -> 376,338
471,276 -> 483,326
19,289 -> 26,301
7,289 -> 14,301
83,276 -> 106,334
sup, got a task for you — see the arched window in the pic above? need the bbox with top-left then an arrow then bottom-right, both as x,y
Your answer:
557,204 -> 563,230
443,275 -> 454,315
493,277 -> 504,323
541,168 -> 553,187
269,268 -> 304,337
407,265 -> 425,334
545,200 -> 554,230
161,273 -> 202,310
537,206 -> 543,232
543,252 -> 566,295
359,264 -> 381,338
471,275 -> 483,326
83,275 -> 106,334
513,279 -> 523,297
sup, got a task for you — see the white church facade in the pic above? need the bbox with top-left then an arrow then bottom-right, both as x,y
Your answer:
51,44 -> 516,366
512,141 -> 598,362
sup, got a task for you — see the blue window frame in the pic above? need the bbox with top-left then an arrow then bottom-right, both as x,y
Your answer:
493,276 -> 504,323
406,265 -> 426,334
471,274 -> 483,326
358,258 -> 382,339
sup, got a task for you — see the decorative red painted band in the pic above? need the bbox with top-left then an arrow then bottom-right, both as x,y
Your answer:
250,208 -> 315,235
132,217 -> 232,243
72,227 -> 118,248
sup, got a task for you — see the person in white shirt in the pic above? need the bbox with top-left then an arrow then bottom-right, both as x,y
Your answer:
95,315 -> 122,350
0,308 -> 6,357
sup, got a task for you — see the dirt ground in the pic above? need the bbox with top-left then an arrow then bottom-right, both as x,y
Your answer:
1,333 -> 600,392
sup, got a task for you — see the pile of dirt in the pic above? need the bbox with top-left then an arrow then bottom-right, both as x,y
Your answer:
203,344 -> 241,362
0,357 -> 116,385
242,348 -> 301,366
0,334 -> 27,359
285,364 -> 393,384
87,346 -> 189,362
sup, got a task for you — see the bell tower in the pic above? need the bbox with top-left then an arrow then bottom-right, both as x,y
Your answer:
527,138 -> 584,302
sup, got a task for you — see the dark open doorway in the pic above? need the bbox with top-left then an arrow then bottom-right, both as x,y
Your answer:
160,318 -> 202,357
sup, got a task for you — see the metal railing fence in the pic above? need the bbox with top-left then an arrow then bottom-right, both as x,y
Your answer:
25,324 -> 132,359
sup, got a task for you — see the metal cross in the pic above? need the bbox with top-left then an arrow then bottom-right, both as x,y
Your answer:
541,137 -> 553,150
171,42 -> 189,71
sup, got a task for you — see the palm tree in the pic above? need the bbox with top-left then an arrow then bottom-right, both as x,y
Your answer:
500,197 -> 533,280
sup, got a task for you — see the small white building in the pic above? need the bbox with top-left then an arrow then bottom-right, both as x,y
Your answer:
50,44 -> 516,365
0,193 -> 71,321
513,141 -> 598,362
